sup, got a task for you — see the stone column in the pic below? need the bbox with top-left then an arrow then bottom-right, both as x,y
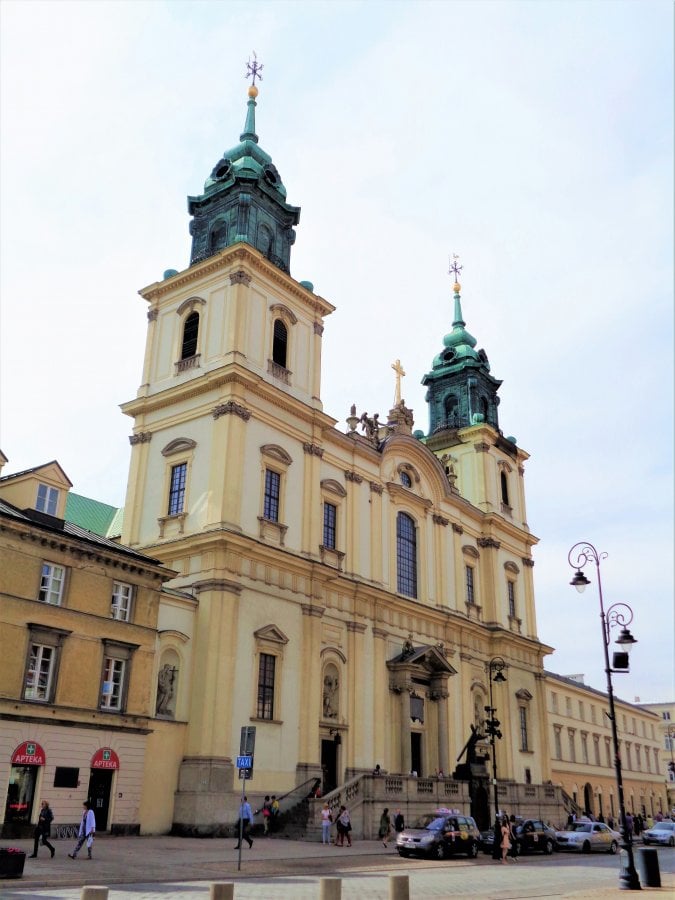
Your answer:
433,684 -> 450,776
299,602 -> 325,766
399,690 -> 412,774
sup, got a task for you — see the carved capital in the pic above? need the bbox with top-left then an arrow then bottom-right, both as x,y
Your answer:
344,470 -> 363,484
369,482 -> 384,494
477,537 -> 501,549
433,514 -> 449,526
129,432 -> 152,445
518,465 -> 525,476
474,442 -> 490,453
303,442 -> 324,457
372,627 -> 388,640
301,604 -> 325,618
522,557 -> 535,568
213,401 -> 252,421
346,621 -> 367,634
313,321 -> 324,335
229,270 -> 252,286
192,578 -> 242,595
451,523 -> 464,534
147,308 -> 158,322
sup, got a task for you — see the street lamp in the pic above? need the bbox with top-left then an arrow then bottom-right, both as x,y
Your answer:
568,541 -> 640,891
485,656 -> 507,858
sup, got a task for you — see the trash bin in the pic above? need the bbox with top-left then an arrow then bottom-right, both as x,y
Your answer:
0,847 -> 26,878
637,847 -> 661,888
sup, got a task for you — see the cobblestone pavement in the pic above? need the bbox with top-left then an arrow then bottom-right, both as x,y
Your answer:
2,835 -> 673,899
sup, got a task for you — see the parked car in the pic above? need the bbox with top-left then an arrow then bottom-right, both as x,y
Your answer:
514,819 -> 557,855
479,827 -> 496,854
396,810 -> 480,859
642,821 -> 675,847
555,821 -> 621,853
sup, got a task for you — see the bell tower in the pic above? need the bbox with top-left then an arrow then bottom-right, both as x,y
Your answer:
187,58 -> 300,272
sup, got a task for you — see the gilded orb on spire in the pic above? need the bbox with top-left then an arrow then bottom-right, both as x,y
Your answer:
449,253 -> 462,294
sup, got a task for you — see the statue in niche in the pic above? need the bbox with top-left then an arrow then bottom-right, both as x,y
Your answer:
323,673 -> 339,719
156,663 -> 176,716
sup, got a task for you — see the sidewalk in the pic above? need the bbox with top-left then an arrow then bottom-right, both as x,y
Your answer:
3,834 -> 673,897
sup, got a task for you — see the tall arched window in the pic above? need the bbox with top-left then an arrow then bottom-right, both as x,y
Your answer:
272,319 -> 288,368
181,312 -> 199,359
396,512 -> 417,598
500,471 -> 510,505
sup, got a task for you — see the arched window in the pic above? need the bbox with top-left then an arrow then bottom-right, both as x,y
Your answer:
444,394 -> 459,425
500,471 -> 510,506
396,512 -> 417,598
272,319 -> 288,368
181,312 -> 199,359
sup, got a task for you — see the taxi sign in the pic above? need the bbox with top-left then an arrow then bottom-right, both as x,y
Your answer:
236,755 -> 253,769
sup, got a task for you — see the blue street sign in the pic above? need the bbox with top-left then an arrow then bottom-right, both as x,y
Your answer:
236,755 -> 253,769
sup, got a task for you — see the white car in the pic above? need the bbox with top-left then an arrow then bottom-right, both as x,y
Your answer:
555,821 -> 621,853
642,821 -> 675,847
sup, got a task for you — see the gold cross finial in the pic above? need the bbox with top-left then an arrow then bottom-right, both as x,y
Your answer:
392,359 -> 406,406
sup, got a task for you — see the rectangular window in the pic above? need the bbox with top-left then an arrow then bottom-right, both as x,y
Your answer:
36,483 -> 59,515
24,644 -> 55,701
568,729 -> 576,762
591,704 -> 596,723
111,581 -> 133,621
581,733 -> 589,764
263,469 -> 281,522
635,745 -> 641,770
323,502 -> 337,550
100,657 -> 126,710
257,653 -> 276,720
594,736 -> 601,766
579,701 -> 584,720
605,738 -> 612,768
566,697 -> 572,716
168,462 -> 187,515
551,692 -> 558,713
664,711 -> 672,720
53,767 -> 79,788
507,581 -> 516,618
554,728 -> 562,760
645,747 -> 651,772
39,563 -> 65,605
465,565 -> 475,604
519,707 -> 529,751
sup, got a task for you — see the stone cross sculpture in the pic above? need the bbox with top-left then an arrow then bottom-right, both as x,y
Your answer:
391,359 -> 406,406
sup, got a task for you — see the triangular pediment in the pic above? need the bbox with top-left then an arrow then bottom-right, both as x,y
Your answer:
254,624 -> 289,645
387,643 -> 457,676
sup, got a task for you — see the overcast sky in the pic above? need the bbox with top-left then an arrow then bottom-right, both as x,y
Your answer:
1,0 -> 672,702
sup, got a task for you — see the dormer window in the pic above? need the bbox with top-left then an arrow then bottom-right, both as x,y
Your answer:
36,484 -> 59,516
272,319 -> 288,368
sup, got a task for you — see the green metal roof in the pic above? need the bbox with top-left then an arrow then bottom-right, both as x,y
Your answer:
65,492 -> 121,538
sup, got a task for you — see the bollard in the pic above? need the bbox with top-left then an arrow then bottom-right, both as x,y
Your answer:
210,884 -> 235,900
389,874 -> 410,900
637,847 -> 661,888
320,876 -> 342,900
80,889 -> 109,900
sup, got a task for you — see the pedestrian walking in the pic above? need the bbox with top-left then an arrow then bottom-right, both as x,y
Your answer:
379,807 -> 392,847
30,800 -> 55,858
234,796 -> 254,848
500,815 -> 512,864
321,802 -> 333,844
270,795 -> 280,831
336,805 -> 352,847
261,795 -> 272,835
68,800 -> 96,860
394,808 -> 405,833
508,814 -> 519,861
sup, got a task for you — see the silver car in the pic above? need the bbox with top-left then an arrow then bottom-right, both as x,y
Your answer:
555,821 -> 621,853
642,821 -> 675,847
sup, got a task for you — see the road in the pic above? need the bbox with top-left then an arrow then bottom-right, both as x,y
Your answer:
2,835 -> 673,899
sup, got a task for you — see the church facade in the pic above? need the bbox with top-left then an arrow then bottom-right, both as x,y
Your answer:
119,82 -> 559,834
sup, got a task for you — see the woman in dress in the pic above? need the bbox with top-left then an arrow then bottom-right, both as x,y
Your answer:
378,807 -> 392,847
337,805 -> 352,847
500,815 -> 512,863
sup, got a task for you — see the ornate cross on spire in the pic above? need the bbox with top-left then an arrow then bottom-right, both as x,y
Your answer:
449,253 -> 463,281
392,359 -> 406,406
246,52 -> 264,86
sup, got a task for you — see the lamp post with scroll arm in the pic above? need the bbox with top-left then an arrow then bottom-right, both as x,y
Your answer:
568,541 -> 640,891
485,656 -> 507,858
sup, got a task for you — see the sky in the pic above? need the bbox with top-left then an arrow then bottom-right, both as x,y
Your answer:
1,0 -> 673,702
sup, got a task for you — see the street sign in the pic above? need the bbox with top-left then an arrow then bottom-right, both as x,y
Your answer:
236,755 -> 253,769
238,769 -> 252,780
240,726 -> 256,756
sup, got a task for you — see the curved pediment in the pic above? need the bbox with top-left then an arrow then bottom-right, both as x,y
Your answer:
161,438 -> 197,457
380,433 -> 455,507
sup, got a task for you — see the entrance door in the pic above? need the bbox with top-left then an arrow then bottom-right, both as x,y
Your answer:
87,769 -> 113,832
583,783 -> 593,817
411,733 -> 422,776
321,739 -> 338,793
471,784 -> 490,831
4,765 -> 37,825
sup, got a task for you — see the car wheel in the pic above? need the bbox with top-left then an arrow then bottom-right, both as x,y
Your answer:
433,842 -> 447,860
468,841 -> 479,859
544,839 -> 554,855
608,841 -> 618,854
669,837 -> 675,848
582,841 -> 592,853
397,849 -> 408,857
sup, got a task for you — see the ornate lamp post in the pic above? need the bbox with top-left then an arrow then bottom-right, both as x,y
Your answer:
485,656 -> 507,857
568,541 -> 640,891
665,726 -> 675,812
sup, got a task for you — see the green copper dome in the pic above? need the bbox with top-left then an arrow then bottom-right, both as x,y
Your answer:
187,86 -> 300,272
422,279 -> 502,435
